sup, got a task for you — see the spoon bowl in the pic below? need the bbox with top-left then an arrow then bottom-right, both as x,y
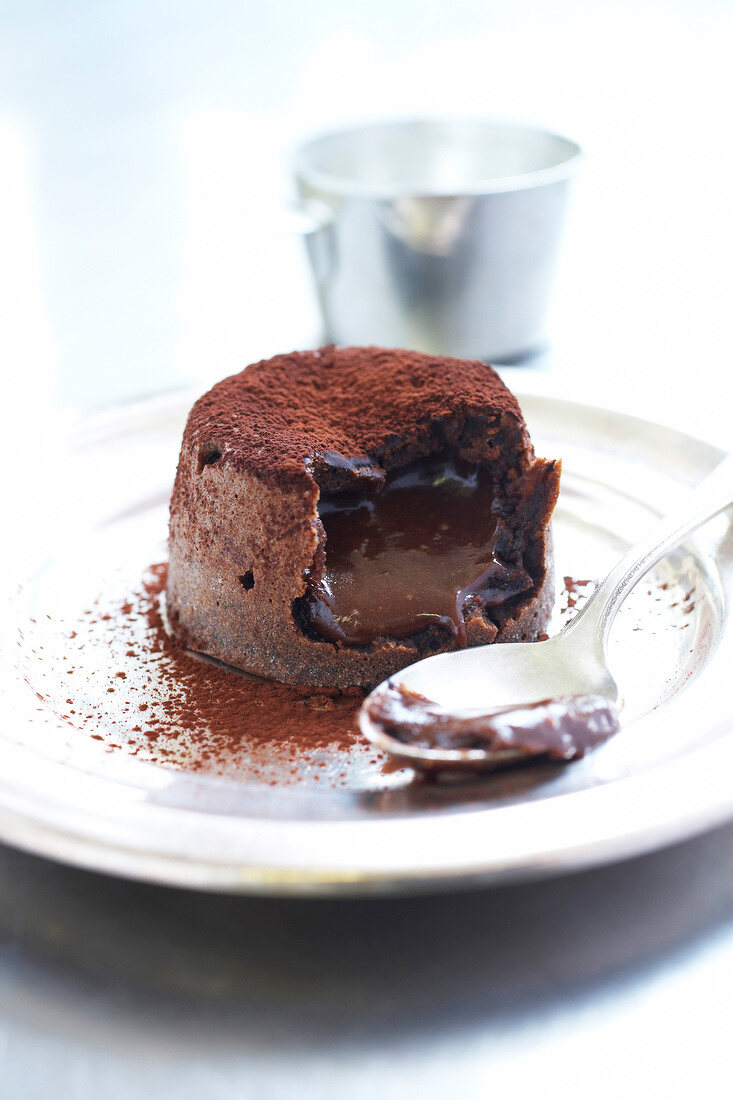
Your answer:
361,621 -> 618,769
376,627 -> 617,712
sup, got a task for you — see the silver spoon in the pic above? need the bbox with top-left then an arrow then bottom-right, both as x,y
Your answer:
360,451 -> 733,770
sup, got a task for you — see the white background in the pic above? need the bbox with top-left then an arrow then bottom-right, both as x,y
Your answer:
1,0 -> 732,436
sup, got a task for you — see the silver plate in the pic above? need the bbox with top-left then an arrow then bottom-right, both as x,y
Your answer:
3,392 -> 733,894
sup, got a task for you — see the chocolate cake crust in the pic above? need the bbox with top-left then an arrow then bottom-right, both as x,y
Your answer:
167,346 -> 561,689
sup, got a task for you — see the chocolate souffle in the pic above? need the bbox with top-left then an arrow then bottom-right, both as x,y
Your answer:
167,346 -> 561,689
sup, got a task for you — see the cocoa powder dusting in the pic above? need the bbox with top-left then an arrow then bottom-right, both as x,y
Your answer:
138,563 -> 361,759
181,346 -> 525,484
21,566 -> 695,790
25,569 -> 603,786
33,563 -> 367,785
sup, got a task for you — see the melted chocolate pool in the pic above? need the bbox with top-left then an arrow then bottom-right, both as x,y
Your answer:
302,456 -> 532,646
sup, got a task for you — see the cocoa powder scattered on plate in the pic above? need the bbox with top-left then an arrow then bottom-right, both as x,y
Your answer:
51,563 -> 366,783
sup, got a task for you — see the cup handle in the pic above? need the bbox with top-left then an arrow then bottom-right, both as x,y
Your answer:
281,197 -> 335,287
280,197 -> 334,236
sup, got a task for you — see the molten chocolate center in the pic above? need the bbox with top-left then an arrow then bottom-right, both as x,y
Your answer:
302,456 -> 532,647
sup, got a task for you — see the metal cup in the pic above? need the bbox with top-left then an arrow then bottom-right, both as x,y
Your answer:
293,118 -> 582,363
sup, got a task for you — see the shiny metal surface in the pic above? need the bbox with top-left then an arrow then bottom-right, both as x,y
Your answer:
3,392 -> 733,894
363,452 -> 733,768
293,118 -> 582,361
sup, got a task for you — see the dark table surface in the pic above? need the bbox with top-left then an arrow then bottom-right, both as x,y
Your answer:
1,819 -> 732,1098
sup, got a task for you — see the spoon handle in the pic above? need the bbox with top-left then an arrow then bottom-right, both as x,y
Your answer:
569,451 -> 733,646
